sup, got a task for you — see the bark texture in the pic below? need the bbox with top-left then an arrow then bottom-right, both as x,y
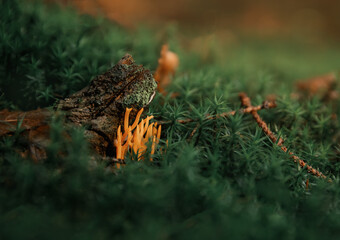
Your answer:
0,54 -> 157,160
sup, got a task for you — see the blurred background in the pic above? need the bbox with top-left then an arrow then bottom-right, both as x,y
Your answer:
50,0 -> 340,41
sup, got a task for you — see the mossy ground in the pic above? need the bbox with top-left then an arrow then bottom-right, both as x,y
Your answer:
1,1 -> 340,239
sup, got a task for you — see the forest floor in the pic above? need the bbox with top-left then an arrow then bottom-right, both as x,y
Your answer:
1,1 -> 340,239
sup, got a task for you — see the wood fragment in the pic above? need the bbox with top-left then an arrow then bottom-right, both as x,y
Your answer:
0,54 -> 157,160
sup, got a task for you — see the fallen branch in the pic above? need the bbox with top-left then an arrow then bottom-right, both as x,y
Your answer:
239,92 -> 329,180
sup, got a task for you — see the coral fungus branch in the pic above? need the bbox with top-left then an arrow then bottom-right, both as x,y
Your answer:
238,92 -> 329,180
114,108 -> 163,165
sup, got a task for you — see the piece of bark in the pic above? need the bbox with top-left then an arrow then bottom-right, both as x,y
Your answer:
0,109 -> 51,161
0,54 -> 157,161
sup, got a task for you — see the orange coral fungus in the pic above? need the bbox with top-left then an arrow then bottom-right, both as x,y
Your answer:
114,108 -> 162,166
154,44 -> 179,95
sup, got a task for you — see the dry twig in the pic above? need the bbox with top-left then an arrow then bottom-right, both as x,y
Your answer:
239,92 -> 329,180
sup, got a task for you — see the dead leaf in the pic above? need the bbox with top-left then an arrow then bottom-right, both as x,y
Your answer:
154,44 -> 179,95
296,72 -> 337,100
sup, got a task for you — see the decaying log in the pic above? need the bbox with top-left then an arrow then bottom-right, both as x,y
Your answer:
0,54 -> 157,161
0,108 -> 52,161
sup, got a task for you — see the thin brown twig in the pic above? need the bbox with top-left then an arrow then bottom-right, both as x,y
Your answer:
158,101 -> 277,125
1,119 -> 20,122
239,92 -> 330,180
187,123 -> 200,142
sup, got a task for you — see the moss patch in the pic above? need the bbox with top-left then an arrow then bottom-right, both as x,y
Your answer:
122,75 -> 157,108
